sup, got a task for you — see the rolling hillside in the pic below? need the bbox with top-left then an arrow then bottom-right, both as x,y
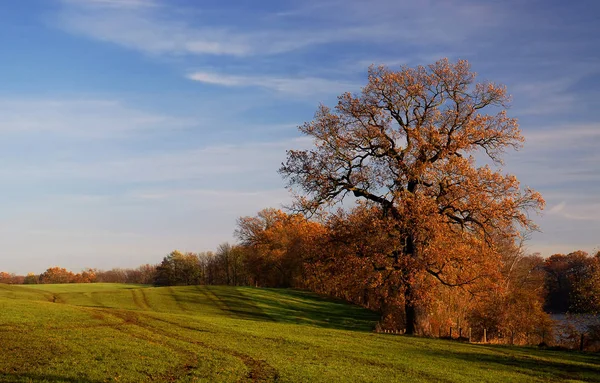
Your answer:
0,283 -> 598,382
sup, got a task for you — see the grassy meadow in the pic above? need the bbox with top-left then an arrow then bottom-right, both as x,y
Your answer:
0,283 -> 598,382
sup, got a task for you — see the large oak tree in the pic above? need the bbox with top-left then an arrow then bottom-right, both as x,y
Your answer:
280,59 -> 544,334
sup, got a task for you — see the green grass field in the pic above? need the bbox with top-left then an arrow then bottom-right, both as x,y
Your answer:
0,283 -> 598,382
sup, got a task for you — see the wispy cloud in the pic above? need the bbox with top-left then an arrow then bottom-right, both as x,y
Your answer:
0,136 -> 311,183
511,78 -> 581,116
54,0 -> 500,58
56,0 -> 251,56
52,0 -> 507,99
547,201 -> 566,215
547,201 -> 600,221
64,0 -> 158,9
188,71 -> 358,95
523,123 -> 600,148
505,120 -> 600,255
0,98 -> 191,138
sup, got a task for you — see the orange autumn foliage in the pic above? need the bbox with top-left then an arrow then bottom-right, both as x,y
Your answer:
236,208 -> 325,288
280,58 -> 544,334
38,267 -> 97,284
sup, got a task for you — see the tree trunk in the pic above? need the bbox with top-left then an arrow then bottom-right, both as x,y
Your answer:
403,230 -> 418,335
405,297 -> 417,335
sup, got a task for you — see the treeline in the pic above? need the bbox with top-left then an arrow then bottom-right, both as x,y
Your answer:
0,265 -> 158,285
2,208 -> 598,338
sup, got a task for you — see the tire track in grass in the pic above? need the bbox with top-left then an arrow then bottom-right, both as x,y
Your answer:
114,309 -> 280,382
131,289 -> 152,311
0,284 -> 54,302
194,286 -> 230,315
137,311 -> 280,382
138,313 -> 212,334
96,308 -> 280,382
130,289 -> 144,310
139,288 -> 153,311
168,287 -> 189,314
89,309 -> 200,382
89,292 -> 106,308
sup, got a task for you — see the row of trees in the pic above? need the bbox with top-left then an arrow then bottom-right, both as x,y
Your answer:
153,245 -> 247,287
0,209 -> 597,342
1,268 -> 96,284
232,207 -> 599,339
0,265 -> 156,285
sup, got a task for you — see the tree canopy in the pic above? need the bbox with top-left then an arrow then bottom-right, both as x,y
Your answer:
280,58 -> 544,334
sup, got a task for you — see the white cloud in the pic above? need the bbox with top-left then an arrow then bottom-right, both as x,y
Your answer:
54,0 -> 500,58
546,201 -> 600,221
64,0 -> 158,8
129,187 -> 291,209
507,123 -> 600,186
492,120 -> 600,257
0,135 -> 311,183
0,98 -> 191,138
523,124 -> 600,148
547,201 -> 566,215
187,71 -> 358,95
511,75 -> 587,116
56,1 -> 251,56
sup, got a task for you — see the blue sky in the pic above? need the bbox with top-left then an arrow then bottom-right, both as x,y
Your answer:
1,0 -> 599,274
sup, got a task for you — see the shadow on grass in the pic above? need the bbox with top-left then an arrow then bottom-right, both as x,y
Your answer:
208,286 -> 379,332
154,285 -> 379,332
159,286 -> 275,323
206,288 -> 276,321
0,372 -> 104,383
420,345 -> 600,382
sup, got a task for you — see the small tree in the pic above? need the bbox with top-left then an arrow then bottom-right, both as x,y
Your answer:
154,251 -> 202,286
39,267 -> 76,284
215,243 -> 247,286
23,273 -> 39,284
280,59 -> 544,334
0,272 -> 14,284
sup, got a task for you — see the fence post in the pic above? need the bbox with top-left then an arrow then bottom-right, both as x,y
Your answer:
580,334 -> 585,351
449,327 -> 453,339
483,328 -> 487,343
468,327 -> 472,343
459,327 -> 462,339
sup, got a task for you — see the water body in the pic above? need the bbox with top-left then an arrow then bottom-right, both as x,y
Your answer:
551,313 -> 599,332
